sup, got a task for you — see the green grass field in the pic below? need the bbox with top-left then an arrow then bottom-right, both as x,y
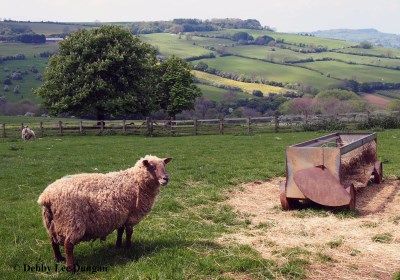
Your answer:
139,33 -> 217,59
4,22 -> 94,36
1,130 -> 400,279
335,46 -> 400,58
194,29 -> 357,50
196,83 -> 250,102
375,89 -> 400,100
298,60 -> 400,83
224,45 -> 400,69
0,57 -> 48,104
0,42 -> 59,58
193,70 -> 289,95
197,56 -> 341,89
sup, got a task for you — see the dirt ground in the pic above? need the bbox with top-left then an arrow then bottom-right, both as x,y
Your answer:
221,177 -> 400,280
360,93 -> 390,109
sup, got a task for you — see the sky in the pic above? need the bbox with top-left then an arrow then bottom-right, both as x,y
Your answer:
2,0 -> 400,34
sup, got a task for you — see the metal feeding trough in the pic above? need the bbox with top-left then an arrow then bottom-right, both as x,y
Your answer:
280,132 -> 383,210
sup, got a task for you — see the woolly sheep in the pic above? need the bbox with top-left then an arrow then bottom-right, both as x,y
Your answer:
21,126 -> 35,140
37,155 -> 172,272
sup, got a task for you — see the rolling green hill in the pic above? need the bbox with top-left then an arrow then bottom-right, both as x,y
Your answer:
1,20 -> 400,112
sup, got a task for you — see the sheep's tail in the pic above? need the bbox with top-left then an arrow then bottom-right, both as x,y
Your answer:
41,204 -> 53,231
38,195 -> 53,231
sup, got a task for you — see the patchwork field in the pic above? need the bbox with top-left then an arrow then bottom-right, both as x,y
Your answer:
197,56 -> 341,89
298,60 -> 400,83
193,70 -> 289,95
139,33 -> 217,58
2,26 -> 400,108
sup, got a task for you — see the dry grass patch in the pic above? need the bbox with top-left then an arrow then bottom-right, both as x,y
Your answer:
220,177 -> 400,279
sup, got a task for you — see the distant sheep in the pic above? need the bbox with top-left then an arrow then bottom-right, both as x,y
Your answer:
37,155 -> 172,272
21,126 -> 35,140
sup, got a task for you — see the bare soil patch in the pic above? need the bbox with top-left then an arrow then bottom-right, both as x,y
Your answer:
221,177 -> 400,279
360,93 -> 390,109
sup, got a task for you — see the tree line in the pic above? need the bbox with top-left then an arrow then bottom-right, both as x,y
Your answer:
0,22 -> 45,43
129,18 -> 269,35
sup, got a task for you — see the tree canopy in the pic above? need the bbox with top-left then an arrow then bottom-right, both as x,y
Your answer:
156,56 -> 201,118
35,25 -> 158,120
315,89 -> 359,100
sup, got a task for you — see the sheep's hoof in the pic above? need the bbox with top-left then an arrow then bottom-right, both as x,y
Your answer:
55,256 -> 66,262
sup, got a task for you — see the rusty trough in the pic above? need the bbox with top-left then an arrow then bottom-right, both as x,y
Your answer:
280,132 -> 383,210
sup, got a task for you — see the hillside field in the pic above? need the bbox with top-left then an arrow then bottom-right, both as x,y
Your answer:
193,70 -> 289,95
1,23 -> 400,110
1,131 -> 400,279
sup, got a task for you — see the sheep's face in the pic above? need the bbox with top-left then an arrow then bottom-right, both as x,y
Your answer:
143,157 -> 172,186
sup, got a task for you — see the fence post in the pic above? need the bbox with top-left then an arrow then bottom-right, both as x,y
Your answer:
146,117 -> 153,136
247,117 -> 251,134
219,118 -> 224,135
59,121 -> 63,136
100,121 -> 104,133
193,118 -> 198,136
79,120 -> 83,134
2,123 -> 5,138
40,121 -> 44,137
170,117 -> 175,135
275,113 -> 279,133
122,120 -> 126,134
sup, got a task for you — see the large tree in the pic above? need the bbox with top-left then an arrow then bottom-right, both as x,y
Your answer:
156,56 -> 201,118
35,25 -> 158,120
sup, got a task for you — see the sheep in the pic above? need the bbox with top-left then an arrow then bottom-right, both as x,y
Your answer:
37,155 -> 172,272
22,126 -> 35,141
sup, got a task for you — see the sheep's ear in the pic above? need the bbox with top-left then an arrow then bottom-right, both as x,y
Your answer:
163,158 -> 172,164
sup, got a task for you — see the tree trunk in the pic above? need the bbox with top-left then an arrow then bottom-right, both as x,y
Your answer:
97,110 -> 105,126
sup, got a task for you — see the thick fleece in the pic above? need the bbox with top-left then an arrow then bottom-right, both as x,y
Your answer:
22,126 -> 35,140
38,155 -> 170,246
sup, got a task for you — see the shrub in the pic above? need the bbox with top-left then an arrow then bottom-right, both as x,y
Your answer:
3,78 -> 12,85
252,90 -> 263,97
357,116 -> 400,130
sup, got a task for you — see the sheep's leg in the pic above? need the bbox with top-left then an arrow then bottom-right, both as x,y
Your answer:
49,221 -> 65,261
125,225 -> 133,248
51,242 -> 65,262
115,226 -> 124,248
64,238 -> 75,273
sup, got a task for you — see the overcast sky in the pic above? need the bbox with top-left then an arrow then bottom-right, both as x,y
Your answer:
2,0 -> 400,34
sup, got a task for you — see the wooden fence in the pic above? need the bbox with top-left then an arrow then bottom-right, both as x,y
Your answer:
1,112 -> 399,139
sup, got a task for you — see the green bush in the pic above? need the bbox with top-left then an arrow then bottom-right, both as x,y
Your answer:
357,116 -> 400,130
302,120 -> 347,131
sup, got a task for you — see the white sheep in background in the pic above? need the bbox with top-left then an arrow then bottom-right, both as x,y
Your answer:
21,126 -> 35,140
37,155 -> 172,272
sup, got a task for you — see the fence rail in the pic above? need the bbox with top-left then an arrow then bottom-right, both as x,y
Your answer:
2,112 -> 400,139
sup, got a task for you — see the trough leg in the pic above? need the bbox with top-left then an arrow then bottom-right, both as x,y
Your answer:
125,225 -> 133,248
64,238 -> 75,273
345,184 -> 356,211
116,227 -> 124,248
279,181 -> 301,210
373,161 -> 383,184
